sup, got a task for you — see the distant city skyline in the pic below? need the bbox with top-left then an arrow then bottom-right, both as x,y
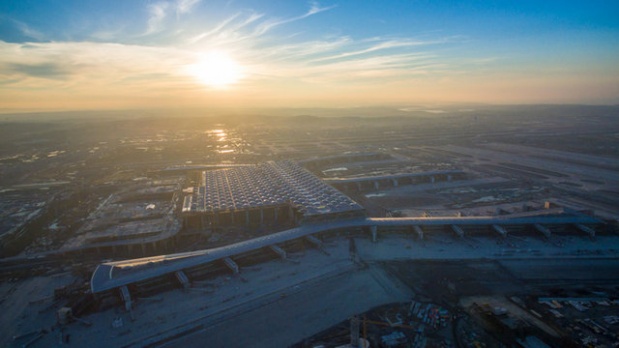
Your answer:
1,0 -> 618,112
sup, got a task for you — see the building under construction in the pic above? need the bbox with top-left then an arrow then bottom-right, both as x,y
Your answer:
181,161 -> 366,229
84,161 -> 610,311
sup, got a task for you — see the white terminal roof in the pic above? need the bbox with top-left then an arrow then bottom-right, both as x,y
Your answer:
91,213 -> 603,293
182,161 -> 364,216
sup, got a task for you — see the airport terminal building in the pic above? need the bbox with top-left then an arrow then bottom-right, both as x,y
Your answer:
181,161 -> 366,229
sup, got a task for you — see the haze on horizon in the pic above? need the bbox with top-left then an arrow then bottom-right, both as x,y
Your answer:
1,0 -> 618,112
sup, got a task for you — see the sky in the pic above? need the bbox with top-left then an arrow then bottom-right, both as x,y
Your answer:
1,0 -> 618,112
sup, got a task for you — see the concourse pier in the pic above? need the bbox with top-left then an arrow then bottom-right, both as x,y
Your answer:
91,211 -> 604,299
324,170 -> 466,193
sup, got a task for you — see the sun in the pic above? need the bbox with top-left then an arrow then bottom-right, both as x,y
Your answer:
189,51 -> 244,89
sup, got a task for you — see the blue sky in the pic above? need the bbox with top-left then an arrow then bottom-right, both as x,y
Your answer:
1,0 -> 618,111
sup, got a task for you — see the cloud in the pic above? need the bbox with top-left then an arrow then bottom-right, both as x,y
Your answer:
237,31 -> 453,86
14,21 -> 45,41
251,1 -> 336,37
176,0 -> 201,16
0,1 -> 465,108
186,11 -> 265,45
0,16 -> 45,41
0,31 -> 453,95
145,0 -> 202,35
5,62 -> 71,79
259,51 -> 441,84
311,39 -> 436,62
0,41 -> 197,92
137,1 -> 336,47
308,1 -> 337,16
146,2 -> 170,34
249,36 -> 352,61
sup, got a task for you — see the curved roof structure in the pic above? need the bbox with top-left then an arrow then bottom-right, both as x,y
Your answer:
91,212 -> 602,293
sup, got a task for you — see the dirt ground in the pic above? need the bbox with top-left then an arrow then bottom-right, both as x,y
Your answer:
0,272 -> 79,348
162,265 -> 413,348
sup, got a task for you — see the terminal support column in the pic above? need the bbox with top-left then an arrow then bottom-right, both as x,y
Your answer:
370,225 -> 378,242
413,225 -> 424,240
451,224 -> 465,238
576,224 -> 595,237
224,257 -> 239,274
534,224 -> 552,238
492,224 -> 508,237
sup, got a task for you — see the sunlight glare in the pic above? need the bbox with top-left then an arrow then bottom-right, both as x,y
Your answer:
189,51 -> 244,89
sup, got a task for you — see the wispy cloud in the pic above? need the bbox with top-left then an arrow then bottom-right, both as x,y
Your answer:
259,51 -> 442,84
308,1 -> 337,16
310,39 -> 437,63
15,21 -> 45,41
0,16 -> 45,41
186,11 -> 264,45
144,1 -> 337,46
251,1 -> 337,37
183,2 -> 336,47
249,36 -> 352,62
176,0 -> 201,17
146,0 -> 202,35
146,2 -> 170,34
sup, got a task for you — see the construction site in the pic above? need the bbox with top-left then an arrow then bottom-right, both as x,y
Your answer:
1,108 -> 619,348
59,179 -> 183,257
